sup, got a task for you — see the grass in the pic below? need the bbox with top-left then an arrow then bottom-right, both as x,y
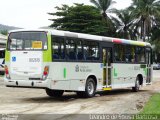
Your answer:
134,93 -> 160,120
140,93 -> 160,114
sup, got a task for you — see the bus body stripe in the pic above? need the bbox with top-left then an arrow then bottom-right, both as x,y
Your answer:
113,39 -> 122,44
43,33 -> 52,62
5,51 -> 10,62
64,68 -> 67,78
113,39 -> 146,47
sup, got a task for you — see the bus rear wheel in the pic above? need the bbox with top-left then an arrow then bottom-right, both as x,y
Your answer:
132,77 -> 140,92
77,78 -> 96,98
45,88 -> 64,97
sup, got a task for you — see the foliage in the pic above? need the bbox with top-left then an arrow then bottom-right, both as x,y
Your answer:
49,0 -> 160,61
49,4 -> 108,36
90,0 -> 116,20
150,26 -> 160,62
129,0 -> 160,41
111,9 -> 134,39
0,30 -> 8,35
90,0 -> 117,37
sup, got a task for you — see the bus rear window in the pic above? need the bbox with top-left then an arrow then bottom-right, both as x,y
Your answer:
8,32 -> 47,50
0,50 -> 5,58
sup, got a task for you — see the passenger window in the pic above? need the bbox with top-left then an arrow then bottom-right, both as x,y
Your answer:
83,41 -> 99,61
125,45 -> 135,63
77,40 -> 83,60
66,39 -> 77,60
135,47 -> 145,63
52,37 -> 65,60
114,44 -> 125,62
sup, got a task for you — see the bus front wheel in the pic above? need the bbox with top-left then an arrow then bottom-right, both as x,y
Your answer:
77,78 -> 96,98
132,77 -> 140,92
45,88 -> 64,97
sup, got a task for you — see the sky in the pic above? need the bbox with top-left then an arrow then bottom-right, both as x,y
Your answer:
0,0 -> 132,29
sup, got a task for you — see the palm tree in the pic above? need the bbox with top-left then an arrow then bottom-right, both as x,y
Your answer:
90,0 -> 116,20
112,9 -> 134,39
90,0 -> 117,37
129,0 -> 160,41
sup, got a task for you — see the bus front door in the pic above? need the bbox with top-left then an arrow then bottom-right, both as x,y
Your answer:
102,48 -> 112,88
146,47 -> 152,84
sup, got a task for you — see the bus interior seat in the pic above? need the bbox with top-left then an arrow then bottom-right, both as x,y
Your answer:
87,56 -> 96,60
69,51 -> 77,60
77,52 -> 83,60
53,53 -> 59,59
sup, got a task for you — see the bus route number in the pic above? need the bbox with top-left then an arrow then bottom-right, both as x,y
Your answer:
29,58 -> 40,62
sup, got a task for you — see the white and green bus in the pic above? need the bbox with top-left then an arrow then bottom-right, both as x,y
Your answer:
4,29 -> 152,98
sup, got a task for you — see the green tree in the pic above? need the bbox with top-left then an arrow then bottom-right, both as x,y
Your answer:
0,30 -> 8,35
150,26 -> 160,63
129,0 -> 160,41
90,0 -> 117,37
112,9 -> 134,39
49,4 -> 107,36
90,0 -> 116,20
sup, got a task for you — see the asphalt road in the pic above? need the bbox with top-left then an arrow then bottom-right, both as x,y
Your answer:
0,70 -> 159,119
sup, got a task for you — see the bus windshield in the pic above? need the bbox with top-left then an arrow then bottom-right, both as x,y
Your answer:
8,31 -> 47,50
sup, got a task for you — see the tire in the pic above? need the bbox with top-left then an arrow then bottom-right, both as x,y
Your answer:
45,88 -> 64,97
132,77 -> 140,92
0,71 -> 4,75
77,78 -> 96,98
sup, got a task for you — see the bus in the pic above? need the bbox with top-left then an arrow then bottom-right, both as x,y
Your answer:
4,29 -> 152,98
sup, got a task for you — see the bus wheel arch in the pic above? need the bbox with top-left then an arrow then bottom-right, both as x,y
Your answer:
45,88 -> 64,97
137,74 -> 143,85
77,75 -> 97,98
132,74 -> 143,92
86,75 -> 97,89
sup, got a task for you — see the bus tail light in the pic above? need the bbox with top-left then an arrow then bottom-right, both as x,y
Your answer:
5,65 -> 10,79
42,66 -> 49,80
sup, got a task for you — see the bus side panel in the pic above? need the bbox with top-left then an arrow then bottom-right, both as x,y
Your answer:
48,62 -> 103,91
112,63 -> 146,89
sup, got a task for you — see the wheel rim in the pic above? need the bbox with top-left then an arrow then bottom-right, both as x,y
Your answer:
87,81 -> 94,95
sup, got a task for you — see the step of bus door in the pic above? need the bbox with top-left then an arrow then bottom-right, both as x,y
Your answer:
102,87 -> 112,91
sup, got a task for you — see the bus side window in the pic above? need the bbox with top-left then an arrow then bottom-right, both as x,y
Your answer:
66,39 -> 77,60
125,45 -> 134,63
135,47 -> 145,63
52,37 -> 65,60
114,44 -> 125,62
114,45 -> 119,62
77,40 -> 83,60
83,41 -> 99,61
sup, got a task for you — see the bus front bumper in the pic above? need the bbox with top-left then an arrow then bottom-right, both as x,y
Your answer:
4,78 -> 49,89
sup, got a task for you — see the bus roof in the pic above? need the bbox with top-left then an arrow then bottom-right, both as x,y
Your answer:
9,29 -> 151,47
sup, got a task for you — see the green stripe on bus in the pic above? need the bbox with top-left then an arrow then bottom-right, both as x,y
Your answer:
43,34 -> 52,62
143,68 -> 147,75
114,68 -> 118,77
5,51 -> 10,62
64,68 -> 67,78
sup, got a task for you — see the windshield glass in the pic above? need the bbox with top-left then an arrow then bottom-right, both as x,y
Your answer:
8,31 -> 47,50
